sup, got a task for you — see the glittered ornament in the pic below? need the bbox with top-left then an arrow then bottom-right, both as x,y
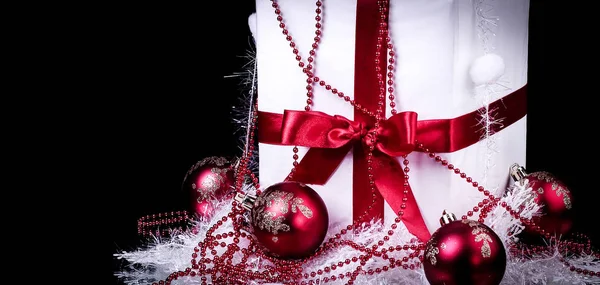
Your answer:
510,163 -> 573,235
182,157 -> 234,218
424,211 -> 507,285
235,181 -> 329,259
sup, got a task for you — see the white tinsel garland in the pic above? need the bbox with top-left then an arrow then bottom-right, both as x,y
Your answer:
114,181 -> 600,284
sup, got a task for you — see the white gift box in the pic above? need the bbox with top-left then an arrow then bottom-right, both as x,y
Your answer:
255,0 -> 529,235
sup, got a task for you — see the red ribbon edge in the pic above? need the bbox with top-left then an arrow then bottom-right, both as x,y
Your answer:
258,85 -> 527,151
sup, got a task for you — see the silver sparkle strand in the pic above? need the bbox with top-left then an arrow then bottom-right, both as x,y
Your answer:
244,54 -> 257,156
475,0 -> 499,54
474,0 -> 502,189
228,45 -> 259,173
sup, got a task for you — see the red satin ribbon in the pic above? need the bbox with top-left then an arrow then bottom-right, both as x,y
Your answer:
353,0 -> 388,233
258,85 -> 527,241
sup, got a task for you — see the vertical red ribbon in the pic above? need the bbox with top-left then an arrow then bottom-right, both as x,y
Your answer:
354,0 -> 430,240
353,0 -> 385,223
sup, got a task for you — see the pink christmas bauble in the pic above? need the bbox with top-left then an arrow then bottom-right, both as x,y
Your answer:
424,217 -> 506,285
250,182 -> 329,259
525,171 -> 573,236
510,164 -> 574,236
182,157 -> 234,218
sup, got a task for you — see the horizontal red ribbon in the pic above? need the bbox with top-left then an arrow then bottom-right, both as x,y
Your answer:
260,85 -> 526,153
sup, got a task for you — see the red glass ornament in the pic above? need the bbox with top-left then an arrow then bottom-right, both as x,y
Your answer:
236,181 -> 329,259
424,211 -> 507,285
182,157 -> 234,218
510,164 -> 573,235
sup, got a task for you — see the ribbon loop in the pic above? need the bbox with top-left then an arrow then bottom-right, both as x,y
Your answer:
375,111 -> 417,157
281,110 -> 358,149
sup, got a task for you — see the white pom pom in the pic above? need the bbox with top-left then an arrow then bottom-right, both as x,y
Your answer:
248,13 -> 257,40
469,53 -> 505,85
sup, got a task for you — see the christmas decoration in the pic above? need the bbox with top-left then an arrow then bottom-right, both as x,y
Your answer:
114,0 -> 600,283
424,211 -> 506,285
510,163 -> 574,236
182,157 -> 234,218
235,181 -> 329,259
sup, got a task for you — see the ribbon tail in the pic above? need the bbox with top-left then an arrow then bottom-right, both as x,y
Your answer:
353,143 -> 385,223
288,145 -> 353,185
372,155 -> 431,241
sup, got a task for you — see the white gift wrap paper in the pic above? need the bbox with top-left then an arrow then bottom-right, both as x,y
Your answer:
255,0 -> 529,234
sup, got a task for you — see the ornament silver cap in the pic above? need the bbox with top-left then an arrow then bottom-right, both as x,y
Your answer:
234,193 -> 257,211
509,163 -> 527,182
439,210 -> 457,226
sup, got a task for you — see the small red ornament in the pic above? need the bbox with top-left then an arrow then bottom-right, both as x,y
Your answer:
510,164 -> 573,235
424,211 -> 507,285
235,181 -> 329,259
182,157 -> 234,218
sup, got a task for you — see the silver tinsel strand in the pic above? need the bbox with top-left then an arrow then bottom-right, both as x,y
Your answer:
228,44 -> 258,175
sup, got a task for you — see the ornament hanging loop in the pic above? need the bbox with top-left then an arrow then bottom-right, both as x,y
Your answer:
510,163 -> 527,184
234,193 -> 256,211
439,209 -> 457,226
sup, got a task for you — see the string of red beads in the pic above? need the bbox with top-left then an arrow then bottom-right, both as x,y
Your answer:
137,211 -> 189,237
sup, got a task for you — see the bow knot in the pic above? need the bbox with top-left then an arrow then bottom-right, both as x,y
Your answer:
341,118 -> 378,147
335,115 -> 368,142
362,130 -> 377,148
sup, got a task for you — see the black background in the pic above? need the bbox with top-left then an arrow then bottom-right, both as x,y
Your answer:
100,1 -> 598,284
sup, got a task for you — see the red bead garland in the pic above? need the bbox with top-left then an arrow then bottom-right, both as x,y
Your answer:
137,211 -> 189,237
151,1 -> 599,284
